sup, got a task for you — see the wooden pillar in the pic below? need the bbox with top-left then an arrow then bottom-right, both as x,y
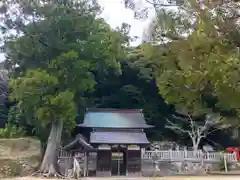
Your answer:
110,145 -> 112,176
126,146 -> 128,176
84,152 -> 87,177
96,148 -> 99,175
140,147 -> 142,176
117,146 -> 120,176
86,152 -> 89,176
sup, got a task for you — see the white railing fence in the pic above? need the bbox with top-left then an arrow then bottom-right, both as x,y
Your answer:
141,150 -> 238,162
58,150 -> 72,158
58,149 -> 237,163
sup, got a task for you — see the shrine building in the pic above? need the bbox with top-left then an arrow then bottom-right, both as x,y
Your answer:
62,108 -> 153,176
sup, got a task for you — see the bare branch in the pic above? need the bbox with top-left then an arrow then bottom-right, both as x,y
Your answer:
198,121 -> 209,136
208,123 -> 231,135
165,118 -> 196,140
200,115 -> 226,135
166,113 -> 231,150
165,119 -> 190,134
188,113 -> 197,137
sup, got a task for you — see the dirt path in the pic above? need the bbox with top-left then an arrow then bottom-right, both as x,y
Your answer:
4,176 -> 240,180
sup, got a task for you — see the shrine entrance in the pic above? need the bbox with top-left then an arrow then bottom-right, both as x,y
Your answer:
96,144 -> 143,176
92,128 -> 150,176
111,146 -> 127,176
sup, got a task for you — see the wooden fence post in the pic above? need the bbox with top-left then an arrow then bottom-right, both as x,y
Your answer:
184,149 -> 187,159
200,151 -> 204,167
169,149 -> 172,161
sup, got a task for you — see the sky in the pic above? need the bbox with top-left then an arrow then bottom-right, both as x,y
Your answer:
0,0 -> 153,62
98,0 -> 153,44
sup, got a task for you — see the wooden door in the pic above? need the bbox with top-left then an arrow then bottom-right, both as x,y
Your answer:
127,145 -> 141,176
96,150 -> 111,176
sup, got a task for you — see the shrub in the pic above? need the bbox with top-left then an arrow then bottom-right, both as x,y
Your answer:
0,123 -> 25,138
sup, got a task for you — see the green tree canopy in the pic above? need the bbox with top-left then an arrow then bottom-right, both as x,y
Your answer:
1,0 -> 128,176
122,1 -> 240,146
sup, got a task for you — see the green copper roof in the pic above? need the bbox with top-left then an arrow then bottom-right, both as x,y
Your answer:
90,131 -> 150,144
78,108 -> 153,128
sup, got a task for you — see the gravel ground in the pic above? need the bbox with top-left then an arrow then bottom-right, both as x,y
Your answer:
4,176 -> 240,180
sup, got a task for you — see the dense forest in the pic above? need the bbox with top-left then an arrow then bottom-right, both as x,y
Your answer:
0,0 -> 240,175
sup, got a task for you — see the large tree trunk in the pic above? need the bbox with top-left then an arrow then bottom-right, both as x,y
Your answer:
191,137 -> 200,152
39,119 -> 63,176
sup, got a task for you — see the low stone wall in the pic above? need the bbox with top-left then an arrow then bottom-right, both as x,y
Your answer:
0,137 -> 41,178
142,160 -> 180,176
141,160 -> 225,176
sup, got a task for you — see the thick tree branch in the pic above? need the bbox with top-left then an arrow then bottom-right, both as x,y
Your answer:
165,119 -> 190,134
166,113 -> 231,150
